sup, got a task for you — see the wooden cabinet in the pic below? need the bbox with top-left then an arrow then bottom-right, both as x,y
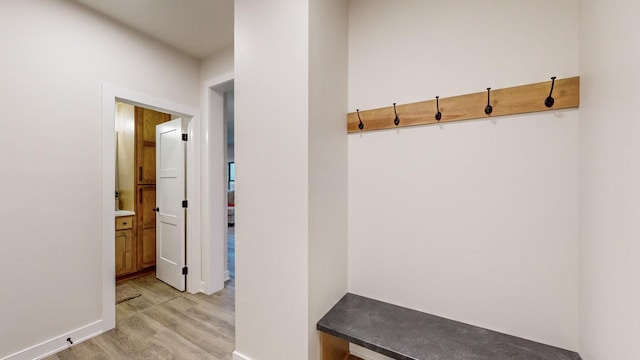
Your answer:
134,107 -> 170,271
137,185 -> 157,270
136,107 -> 170,185
115,216 -> 135,277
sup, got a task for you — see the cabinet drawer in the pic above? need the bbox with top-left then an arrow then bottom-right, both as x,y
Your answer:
116,216 -> 134,230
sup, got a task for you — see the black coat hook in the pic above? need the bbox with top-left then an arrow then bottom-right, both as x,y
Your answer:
484,88 -> 493,115
356,109 -> 364,130
435,96 -> 442,121
393,103 -> 400,126
545,76 -> 557,108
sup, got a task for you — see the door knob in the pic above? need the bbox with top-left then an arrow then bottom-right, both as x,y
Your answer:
153,207 -> 159,212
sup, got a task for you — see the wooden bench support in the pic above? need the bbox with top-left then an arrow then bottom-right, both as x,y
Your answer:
320,332 -> 349,360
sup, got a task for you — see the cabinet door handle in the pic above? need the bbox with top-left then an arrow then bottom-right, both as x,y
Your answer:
139,167 -> 143,181
152,207 -> 159,212
139,189 -> 142,203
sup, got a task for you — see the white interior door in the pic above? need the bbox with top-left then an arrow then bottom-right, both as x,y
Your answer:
155,118 -> 186,291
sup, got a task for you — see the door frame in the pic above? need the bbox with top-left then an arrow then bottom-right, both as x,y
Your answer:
101,83 -> 202,331
201,72 -> 234,295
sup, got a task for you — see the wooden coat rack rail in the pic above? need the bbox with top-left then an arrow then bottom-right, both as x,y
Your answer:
347,76 -> 580,133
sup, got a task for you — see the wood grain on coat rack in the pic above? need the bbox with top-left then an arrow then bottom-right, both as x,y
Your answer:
347,76 -> 580,133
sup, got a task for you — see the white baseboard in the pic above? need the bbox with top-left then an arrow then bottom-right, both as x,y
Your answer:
350,343 -> 394,360
1,320 -> 103,360
232,350 -> 252,360
224,270 -> 230,281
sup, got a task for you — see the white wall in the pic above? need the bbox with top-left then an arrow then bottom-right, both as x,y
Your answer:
308,0 -> 348,358
578,1 -> 640,358
235,0 -> 311,357
0,1 -> 199,358
348,0 -> 579,350
201,45 -> 234,84
227,144 -> 235,163
227,90 -> 235,163
234,0 -> 348,359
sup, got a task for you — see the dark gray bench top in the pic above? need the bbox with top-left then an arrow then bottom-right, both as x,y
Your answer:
317,293 -> 582,360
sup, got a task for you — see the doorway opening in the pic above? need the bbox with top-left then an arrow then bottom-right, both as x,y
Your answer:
101,84 -> 201,332
114,104 -> 175,283
225,90 -> 235,282
112,102 -> 190,329
200,73 -> 234,297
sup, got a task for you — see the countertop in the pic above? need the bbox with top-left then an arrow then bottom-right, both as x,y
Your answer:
317,293 -> 582,360
115,210 -> 135,217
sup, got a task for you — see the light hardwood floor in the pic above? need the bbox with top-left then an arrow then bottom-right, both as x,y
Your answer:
46,229 -> 236,360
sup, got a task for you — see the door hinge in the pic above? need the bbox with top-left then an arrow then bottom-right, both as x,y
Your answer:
182,266 -> 188,275
182,134 -> 188,141
182,200 -> 188,208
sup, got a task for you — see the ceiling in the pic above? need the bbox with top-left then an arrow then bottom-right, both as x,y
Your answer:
76,0 -> 234,59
